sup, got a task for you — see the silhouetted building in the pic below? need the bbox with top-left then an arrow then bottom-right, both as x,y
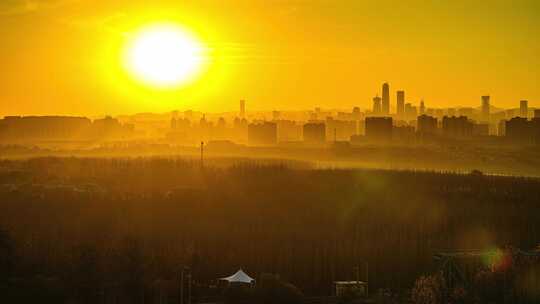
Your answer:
381,83 -> 390,115
396,91 -> 405,118
498,120 -> 506,136
404,103 -> 417,121
351,107 -> 363,121
481,96 -> 490,122
167,116 -> 191,142
365,117 -> 392,142
442,116 -> 473,139
520,100 -> 528,118
393,125 -> 415,143
372,96 -> 382,115
303,122 -> 326,143
272,111 -> 281,121
213,117 -> 228,140
417,115 -> 438,135
491,111 -> 506,124
472,123 -> 489,137
532,117 -> 540,144
0,116 -> 93,142
233,117 -> 248,143
325,118 -> 357,141
506,117 -> 532,144
535,110 -> 540,119
197,114 -> 212,141
419,100 -> 426,116
247,121 -> 277,146
458,107 -> 473,118
199,114 -> 207,126
337,112 -> 353,120
382,83 -> 390,115
276,120 -> 301,142
91,116 -> 132,139
505,109 -> 515,119
240,100 -> 246,118
217,117 -> 226,128
177,118 -> 190,129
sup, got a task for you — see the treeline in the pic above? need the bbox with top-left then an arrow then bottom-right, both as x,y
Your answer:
0,157 -> 539,303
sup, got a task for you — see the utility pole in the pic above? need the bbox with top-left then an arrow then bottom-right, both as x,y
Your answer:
365,262 -> 369,297
355,265 -> 361,297
179,266 -> 192,304
187,271 -> 192,304
200,141 -> 204,169
180,269 -> 184,304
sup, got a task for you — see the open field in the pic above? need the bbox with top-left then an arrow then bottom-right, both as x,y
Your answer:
2,142 -> 540,177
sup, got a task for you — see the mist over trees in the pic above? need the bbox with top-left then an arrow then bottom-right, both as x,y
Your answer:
0,157 -> 539,303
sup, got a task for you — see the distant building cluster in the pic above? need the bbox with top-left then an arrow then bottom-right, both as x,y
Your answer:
182,83 -> 538,146
0,116 -> 134,142
1,82 -> 539,147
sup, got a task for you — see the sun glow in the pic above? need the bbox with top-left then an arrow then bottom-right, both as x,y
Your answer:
124,24 -> 206,88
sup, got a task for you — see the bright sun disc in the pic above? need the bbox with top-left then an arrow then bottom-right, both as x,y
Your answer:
124,24 -> 205,88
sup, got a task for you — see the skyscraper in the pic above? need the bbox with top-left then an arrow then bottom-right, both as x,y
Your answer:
404,103 -> 417,121
303,122 -> 326,143
419,100 -> 426,116
240,100 -> 246,118
248,122 -> 277,145
481,96 -> 490,122
520,100 -> 528,118
365,117 -> 393,142
373,96 -> 382,115
382,83 -> 390,115
396,91 -> 405,118
417,114 -> 438,135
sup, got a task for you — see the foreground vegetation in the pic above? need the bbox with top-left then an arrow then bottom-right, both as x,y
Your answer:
0,157 -> 539,303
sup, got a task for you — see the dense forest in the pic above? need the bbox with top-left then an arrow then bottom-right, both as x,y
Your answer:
0,157 -> 539,303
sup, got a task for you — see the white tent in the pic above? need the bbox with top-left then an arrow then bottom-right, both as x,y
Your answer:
219,269 -> 255,283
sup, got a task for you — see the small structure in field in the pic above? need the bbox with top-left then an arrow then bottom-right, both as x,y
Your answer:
334,281 -> 367,297
219,269 -> 255,285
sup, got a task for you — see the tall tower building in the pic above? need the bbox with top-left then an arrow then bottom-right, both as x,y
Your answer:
520,100 -> 528,118
419,100 -> 426,116
240,100 -> 246,118
373,96 -> 382,115
481,96 -> 490,122
396,91 -> 405,118
382,83 -> 390,115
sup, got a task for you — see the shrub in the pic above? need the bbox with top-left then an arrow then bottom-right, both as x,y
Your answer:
411,273 -> 446,304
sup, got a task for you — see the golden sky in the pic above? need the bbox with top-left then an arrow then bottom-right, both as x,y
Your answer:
0,0 -> 539,116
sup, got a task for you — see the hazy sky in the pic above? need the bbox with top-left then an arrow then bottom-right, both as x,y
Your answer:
0,0 -> 539,116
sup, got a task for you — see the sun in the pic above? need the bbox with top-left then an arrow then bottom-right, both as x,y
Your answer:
124,24 -> 206,88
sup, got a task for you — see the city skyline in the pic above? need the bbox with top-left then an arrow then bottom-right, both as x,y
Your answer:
0,81 -> 536,118
2,85 -> 538,146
